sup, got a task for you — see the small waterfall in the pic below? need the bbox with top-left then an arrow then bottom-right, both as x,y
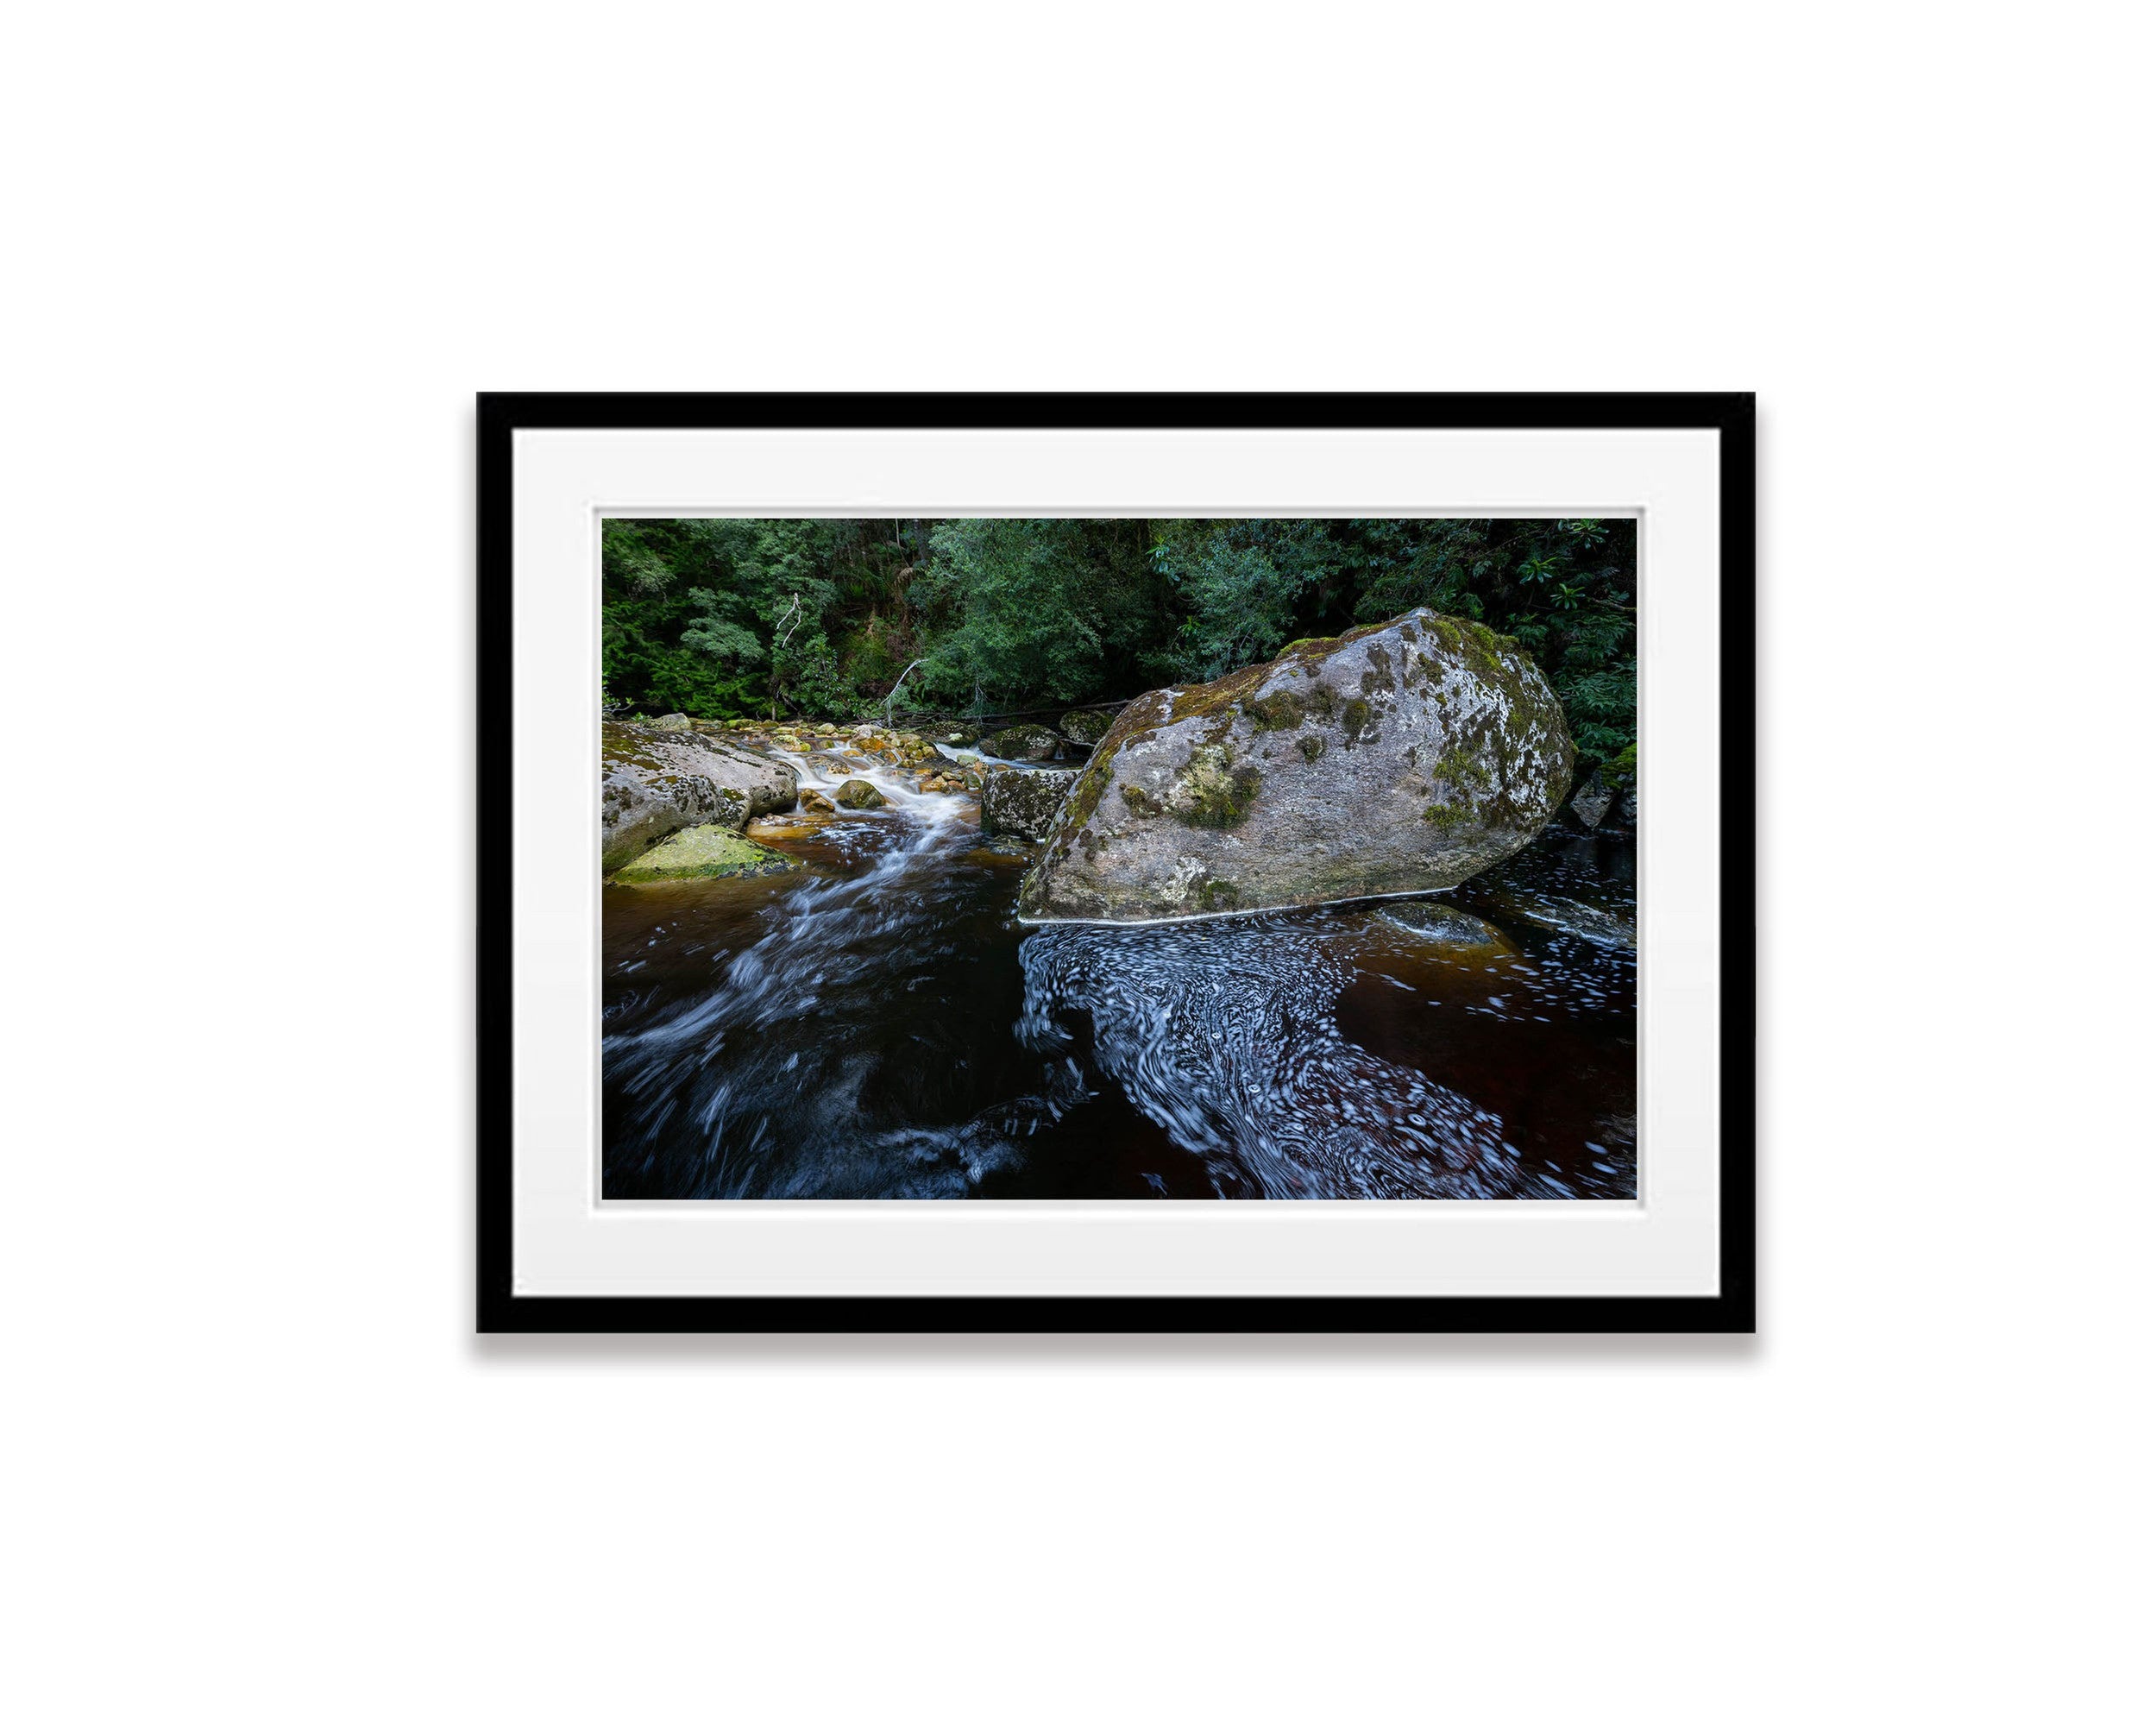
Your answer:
769,741 -> 967,830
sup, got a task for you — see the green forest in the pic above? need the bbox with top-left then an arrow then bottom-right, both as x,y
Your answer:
602,517 -> 1637,765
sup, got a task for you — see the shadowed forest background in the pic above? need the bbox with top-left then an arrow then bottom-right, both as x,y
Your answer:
603,517 -> 1637,768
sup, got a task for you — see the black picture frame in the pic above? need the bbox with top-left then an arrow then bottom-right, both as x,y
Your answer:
478,392 -> 1755,1334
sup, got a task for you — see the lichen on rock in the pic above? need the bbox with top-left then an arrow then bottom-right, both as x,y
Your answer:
1015,608 -> 1574,923
600,721 -> 798,874
1059,708 -> 1118,746
979,722 -> 1064,762
982,768 -> 1079,841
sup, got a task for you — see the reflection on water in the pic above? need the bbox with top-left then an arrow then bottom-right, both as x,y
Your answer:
603,742 -> 1636,1199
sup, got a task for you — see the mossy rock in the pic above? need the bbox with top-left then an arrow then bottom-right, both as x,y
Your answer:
1059,708 -> 1118,746
834,778 -> 887,809
600,721 -> 798,873
612,825 -> 802,882
981,722 -> 1064,762
1016,608 -> 1574,924
982,768 -> 1079,841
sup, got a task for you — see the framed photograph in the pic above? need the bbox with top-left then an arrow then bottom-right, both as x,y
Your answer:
478,393 -> 1754,1332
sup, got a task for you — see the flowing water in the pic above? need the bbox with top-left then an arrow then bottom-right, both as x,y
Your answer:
603,740 -> 1637,1199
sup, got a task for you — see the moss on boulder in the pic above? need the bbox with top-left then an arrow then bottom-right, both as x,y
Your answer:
612,825 -> 803,882
980,722 -> 1064,762
600,721 -> 798,873
1059,708 -> 1118,746
1015,608 -> 1574,923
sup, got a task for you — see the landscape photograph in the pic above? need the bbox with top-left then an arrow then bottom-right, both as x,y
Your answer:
600,516 -> 1638,1200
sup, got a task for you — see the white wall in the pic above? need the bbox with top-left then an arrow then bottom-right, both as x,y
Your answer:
5,5 -> 2145,1722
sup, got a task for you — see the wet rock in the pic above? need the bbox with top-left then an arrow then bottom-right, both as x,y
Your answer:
612,824 -> 802,882
600,721 -> 799,873
799,789 -> 835,813
1567,746 -> 1636,833
967,834 -> 1040,866
1017,608 -> 1574,923
1060,708 -> 1117,746
980,722 -> 1063,762
931,722 -> 983,747
982,768 -> 1079,841
1482,887 -> 1636,949
834,778 -> 887,809
1570,778 -> 1616,828
1373,900 -> 1518,956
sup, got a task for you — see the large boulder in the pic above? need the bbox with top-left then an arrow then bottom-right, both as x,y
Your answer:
601,721 -> 798,873
1016,610 -> 1574,922
982,768 -> 1078,841
980,722 -> 1063,762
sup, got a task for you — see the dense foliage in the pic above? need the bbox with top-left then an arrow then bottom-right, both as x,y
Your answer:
602,516 -> 1636,764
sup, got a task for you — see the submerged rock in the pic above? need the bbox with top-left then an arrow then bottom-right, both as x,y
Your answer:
1017,608 -> 1574,923
601,721 -> 799,873
1059,708 -> 1117,746
1481,887 -> 1636,949
982,768 -> 1078,841
980,722 -> 1063,762
1374,900 -> 1518,956
834,778 -> 887,809
612,824 -> 802,882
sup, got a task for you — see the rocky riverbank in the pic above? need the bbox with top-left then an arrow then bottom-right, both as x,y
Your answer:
607,608 -> 1612,923
600,713 -> 1082,880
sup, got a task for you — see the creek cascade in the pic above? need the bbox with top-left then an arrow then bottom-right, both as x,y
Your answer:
602,725 -> 1636,1200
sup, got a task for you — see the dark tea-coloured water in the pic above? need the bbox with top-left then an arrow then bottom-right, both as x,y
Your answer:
603,751 -> 1636,1200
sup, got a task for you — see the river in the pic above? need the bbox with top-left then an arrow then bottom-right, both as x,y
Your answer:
602,740 -> 1637,1199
